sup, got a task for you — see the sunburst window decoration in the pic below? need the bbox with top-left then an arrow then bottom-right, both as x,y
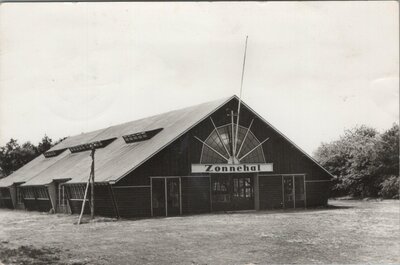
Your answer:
195,117 -> 268,164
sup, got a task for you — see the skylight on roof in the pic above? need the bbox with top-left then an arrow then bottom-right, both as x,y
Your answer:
69,138 -> 116,153
123,128 -> 163,144
43,148 -> 67,158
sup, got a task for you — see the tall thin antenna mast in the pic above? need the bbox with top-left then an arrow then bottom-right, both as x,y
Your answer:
234,36 -> 248,159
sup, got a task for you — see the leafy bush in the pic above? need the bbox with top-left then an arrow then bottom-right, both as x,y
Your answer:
379,176 -> 400,199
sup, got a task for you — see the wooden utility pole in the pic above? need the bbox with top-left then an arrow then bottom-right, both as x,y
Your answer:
77,146 -> 96,225
90,147 -> 95,219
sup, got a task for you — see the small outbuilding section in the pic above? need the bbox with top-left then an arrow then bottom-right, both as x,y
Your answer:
0,96 -> 333,217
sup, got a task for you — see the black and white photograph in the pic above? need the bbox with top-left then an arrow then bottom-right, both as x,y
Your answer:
0,1 -> 398,264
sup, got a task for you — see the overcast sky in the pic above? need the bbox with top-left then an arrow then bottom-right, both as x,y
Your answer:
0,1 -> 398,155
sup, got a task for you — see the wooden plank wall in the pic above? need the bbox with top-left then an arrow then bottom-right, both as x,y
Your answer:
181,177 -> 210,214
23,199 -> 38,211
112,186 -> 151,218
66,184 -> 117,217
94,184 -> 117,217
0,188 -> 14,209
36,199 -> 52,212
305,182 -> 330,207
259,176 -> 283,209
69,199 -> 90,215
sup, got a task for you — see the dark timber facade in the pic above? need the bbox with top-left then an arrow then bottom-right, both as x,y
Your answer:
0,96 -> 333,218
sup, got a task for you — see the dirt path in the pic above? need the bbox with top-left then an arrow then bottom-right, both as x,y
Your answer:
0,200 -> 399,264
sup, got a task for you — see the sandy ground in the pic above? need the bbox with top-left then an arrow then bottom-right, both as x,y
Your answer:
0,200 -> 399,265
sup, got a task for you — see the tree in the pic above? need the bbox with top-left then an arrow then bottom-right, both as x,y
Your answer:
0,135 -> 66,177
375,124 -> 399,198
37,135 -> 53,154
314,124 -> 399,198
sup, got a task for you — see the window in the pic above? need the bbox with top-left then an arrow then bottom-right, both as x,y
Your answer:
43,148 -> 66,158
36,187 -> 49,199
69,138 -> 116,153
57,185 -> 67,207
233,177 -> 253,199
23,187 -> 35,199
123,128 -> 163,144
212,176 -> 231,203
68,185 -> 86,199
201,123 -> 265,164
16,187 -> 23,204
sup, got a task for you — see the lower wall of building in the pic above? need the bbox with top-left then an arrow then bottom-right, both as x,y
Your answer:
258,175 -> 331,209
23,198 -> 52,212
1,199 -> 14,209
181,177 -> 210,214
0,176 -> 331,217
37,199 -> 52,212
112,186 -> 151,218
305,181 -> 330,207
69,199 -> 90,215
23,198 -> 37,211
0,188 -> 14,209
67,184 -> 118,218
259,175 -> 283,209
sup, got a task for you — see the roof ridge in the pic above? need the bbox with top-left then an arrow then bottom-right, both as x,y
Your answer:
95,96 -> 234,132
51,96 -> 234,150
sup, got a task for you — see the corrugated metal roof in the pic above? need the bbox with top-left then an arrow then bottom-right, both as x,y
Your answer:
0,96 -> 232,187
0,150 -> 69,187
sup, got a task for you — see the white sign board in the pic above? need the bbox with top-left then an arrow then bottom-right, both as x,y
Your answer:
191,163 -> 273,173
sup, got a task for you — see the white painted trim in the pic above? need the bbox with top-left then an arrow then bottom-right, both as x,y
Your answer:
259,173 -> 307,177
207,122 -> 267,163
151,176 -> 183,179
281,175 -> 285,208
195,136 -> 229,162
236,119 -> 254,158
238,138 -> 269,161
209,176 -> 213,212
179,177 -> 182,215
150,181 -> 153,217
182,175 -> 211,178
305,179 -> 331,183
112,185 -> 151,188
280,174 -> 307,209
164,178 -> 167,217
293,175 -> 296,209
151,175 -> 211,179
304,174 -> 307,209
151,177 -> 182,217
210,117 -> 231,158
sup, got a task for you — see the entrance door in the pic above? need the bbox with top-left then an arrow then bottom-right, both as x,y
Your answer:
232,176 -> 254,210
166,178 -> 180,216
294,175 -> 305,208
211,174 -> 254,211
283,175 -> 305,209
151,178 -> 166,216
283,176 -> 294,208
151,177 -> 181,217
